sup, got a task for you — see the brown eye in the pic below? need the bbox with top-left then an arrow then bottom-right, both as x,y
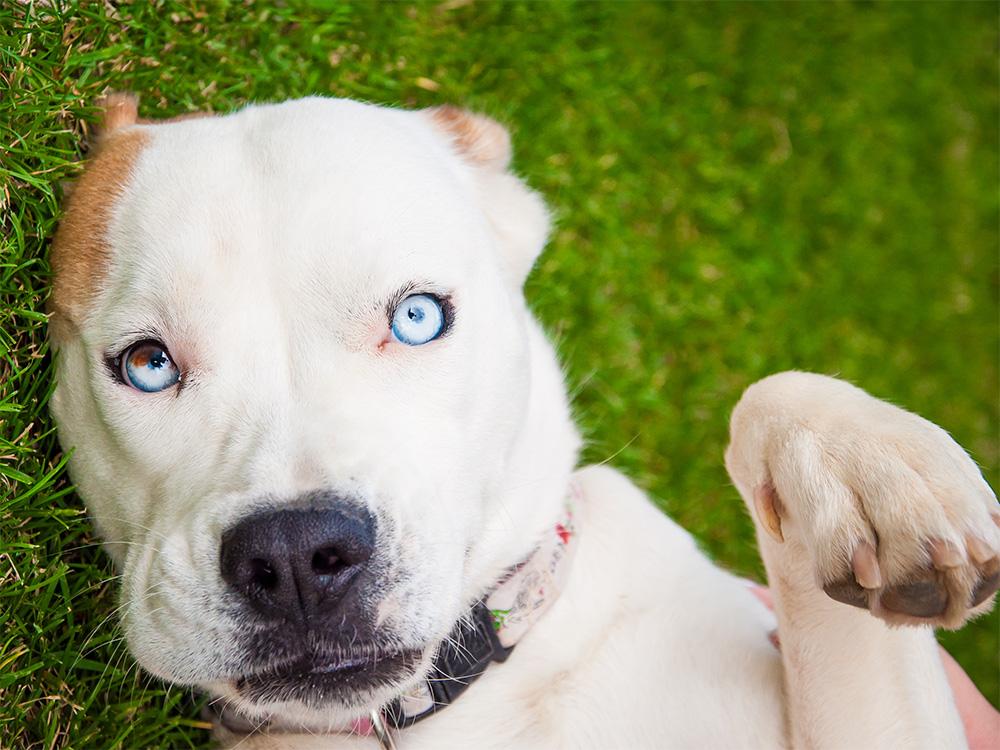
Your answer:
120,341 -> 180,392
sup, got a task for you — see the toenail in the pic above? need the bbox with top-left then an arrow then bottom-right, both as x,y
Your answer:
852,543 -> 882,589
966,535 -> 997,566
928,539 -> 964,570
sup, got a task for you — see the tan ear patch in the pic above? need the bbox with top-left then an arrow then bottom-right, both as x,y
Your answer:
425,105 -> 512,171
49,93 -> 217,339
49,128 -> 148,337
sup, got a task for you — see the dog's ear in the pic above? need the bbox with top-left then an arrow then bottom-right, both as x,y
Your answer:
425,106 -> 512,171
97,91 -> 140,134
98,91 -> 215,132
423,106 -> 550,286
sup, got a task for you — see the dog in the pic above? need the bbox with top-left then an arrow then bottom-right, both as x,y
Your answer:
48,94 -> 999,749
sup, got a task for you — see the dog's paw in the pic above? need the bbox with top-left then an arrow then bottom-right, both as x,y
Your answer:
730,372 -> 1000,629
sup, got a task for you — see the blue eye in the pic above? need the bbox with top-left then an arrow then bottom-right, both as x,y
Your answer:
120,341 -> 181,392
391,294 -> 446,346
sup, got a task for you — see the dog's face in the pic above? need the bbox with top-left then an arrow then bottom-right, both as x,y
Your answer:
49,97 -> 578,727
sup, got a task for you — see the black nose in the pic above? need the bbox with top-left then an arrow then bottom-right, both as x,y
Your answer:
220,503 -> 376,623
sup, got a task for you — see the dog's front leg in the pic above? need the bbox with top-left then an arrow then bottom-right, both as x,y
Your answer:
725,371 -> 999,750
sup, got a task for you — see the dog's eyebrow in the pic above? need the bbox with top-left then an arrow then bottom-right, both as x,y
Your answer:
383,282 -> 420,321
103,326 -> 167,357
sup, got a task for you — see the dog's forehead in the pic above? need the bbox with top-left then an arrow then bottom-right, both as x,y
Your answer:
54,98 -> 490,337
147,98 -> 467,202
135,98 -> 483,266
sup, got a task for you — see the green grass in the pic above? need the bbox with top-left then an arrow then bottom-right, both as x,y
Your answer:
2,1 -> 997,747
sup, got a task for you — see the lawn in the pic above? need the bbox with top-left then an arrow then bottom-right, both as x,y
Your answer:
2,1 -> 997,747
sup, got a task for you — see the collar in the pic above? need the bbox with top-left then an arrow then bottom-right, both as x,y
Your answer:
208,483 -> 580,747
383,485 -> 580,733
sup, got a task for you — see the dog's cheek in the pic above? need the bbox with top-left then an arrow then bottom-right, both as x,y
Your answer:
52,340 -> 136,551
119,532 -> 240,685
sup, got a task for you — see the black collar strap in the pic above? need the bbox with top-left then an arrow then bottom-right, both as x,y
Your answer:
383,600 -> 514,729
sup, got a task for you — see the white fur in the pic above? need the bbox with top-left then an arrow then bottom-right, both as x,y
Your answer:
50,97 -> 997,748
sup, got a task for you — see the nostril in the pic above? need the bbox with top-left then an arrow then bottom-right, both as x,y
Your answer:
311,547 -> 348,577
249,557 -> 279,590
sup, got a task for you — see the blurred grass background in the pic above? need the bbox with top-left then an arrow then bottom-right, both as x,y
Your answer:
1,1 -> 996,746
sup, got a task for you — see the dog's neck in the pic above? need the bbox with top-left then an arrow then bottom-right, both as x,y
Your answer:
381,489 -> 580,731
460,318 -> 582,600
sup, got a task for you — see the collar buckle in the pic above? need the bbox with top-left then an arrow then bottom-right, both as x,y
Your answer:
370,709 -> 398,750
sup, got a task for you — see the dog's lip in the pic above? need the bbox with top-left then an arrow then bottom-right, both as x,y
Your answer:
307,653 -> 374,674
233,646 -> 423,689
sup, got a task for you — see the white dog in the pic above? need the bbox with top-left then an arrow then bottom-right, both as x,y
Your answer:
48,94 -> 998,749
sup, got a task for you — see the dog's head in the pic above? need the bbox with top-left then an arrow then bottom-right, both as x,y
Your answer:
49,96 -> 579,727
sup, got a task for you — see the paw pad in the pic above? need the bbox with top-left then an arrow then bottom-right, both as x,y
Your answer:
822,579 -> 868,609
880,579 -> 948,618
822,535 -> 1000,627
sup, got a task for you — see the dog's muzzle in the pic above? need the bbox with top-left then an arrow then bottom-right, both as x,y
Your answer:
208,484 -> 582,749
216,496 -> 420,705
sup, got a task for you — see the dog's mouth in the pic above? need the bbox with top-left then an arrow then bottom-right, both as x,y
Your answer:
233,646 -> 424,706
